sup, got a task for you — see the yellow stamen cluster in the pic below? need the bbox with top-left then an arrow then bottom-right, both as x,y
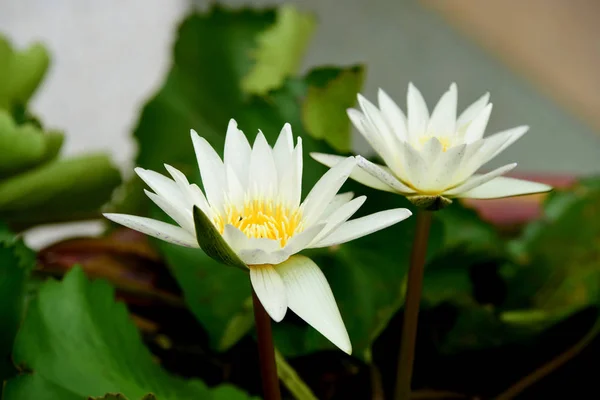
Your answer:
213,198 -> 304,247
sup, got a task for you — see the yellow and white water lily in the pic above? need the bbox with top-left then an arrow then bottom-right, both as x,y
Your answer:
312,83 -> 552,209
105,119 -> 411,354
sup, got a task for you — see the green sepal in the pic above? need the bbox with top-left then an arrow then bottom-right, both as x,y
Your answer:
192,206 -> 247,270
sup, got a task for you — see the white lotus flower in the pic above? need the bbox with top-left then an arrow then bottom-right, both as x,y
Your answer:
311,83 -> 551,209
105,119 -> 411,354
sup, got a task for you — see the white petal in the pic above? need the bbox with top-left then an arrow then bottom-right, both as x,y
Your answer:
407,82 -> 429,140
301,157 -> 356,226
311,153 -> 397,194
144,189 -> 194,233
456,176 -> 552,199
279,136 -> 302,208
250,265 -> 287,322
419,136 -> 443,166
310,208 -> 412,248
355,156 -> 415,194
283,223 -> 326,256
348,109 -> 396,168
459,126 -> 527,179
103,213 -> 198,248
378,88 -> 408,141
310,196 -> 366,245
484,125 -> 529,163
191,130 -> 226,211
225,164 -> 245,210
321,191 -> 355,219
427,83 -> 457,137
249,130 -> 278,197
223,224 -> 281,253
135,168 -> 186,209
457,92 -> 490,129
222,225 -> 288,265
463,103 -> 493,144
224,119 -> 252,189
445,163 -> 517,196
397,143 -> 428,190
273,123 -> 294,172
427,143 -> 467,191
276,255 -> 352,354
358,94 -> 400,155
189,184 -> 212,217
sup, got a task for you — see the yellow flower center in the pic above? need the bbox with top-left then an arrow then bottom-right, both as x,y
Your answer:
417,136 -> 452,152
213,198 -> 304,247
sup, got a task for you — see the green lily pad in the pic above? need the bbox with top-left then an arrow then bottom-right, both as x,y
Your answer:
0,225 -> 35,381
5,268 -> 256,400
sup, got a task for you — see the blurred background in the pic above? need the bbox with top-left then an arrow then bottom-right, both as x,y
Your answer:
2,0 -> 599,244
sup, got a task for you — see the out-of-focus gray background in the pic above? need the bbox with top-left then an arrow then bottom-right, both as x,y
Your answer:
2,0 -> 599,246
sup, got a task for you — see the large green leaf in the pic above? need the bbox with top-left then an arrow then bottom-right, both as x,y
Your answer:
506,179 -> 600,314
5,267 -> 255,400
0,110 -> 63,178
241,5 -> 316,95
0,36 -> 50,112
302,66 -> 364,152
0,154 -> 121,228
0,224 -> 35,381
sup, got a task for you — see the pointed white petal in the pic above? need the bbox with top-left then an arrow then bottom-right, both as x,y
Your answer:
188,184 -> 212,217
419,136 -> 443,166
135,168 -> 186,209
310,208 -> 412,248
407,82 -> 429,140
427,83 -> 457,136
291,138 -> 303,207
191,130 -> 226,211
310,196 -> 366,245
222,225 -> 288,265
224,119 -> 251,189
225,164 -> 245,210
311,153 -> 397,194
144,190 -> 194,233
460,126 -> 528,179
463,103 -> 493,143
223,224 -> 281,253
397,143 -> 428,190
301,157 -> 356,226
358,94 -> 400,155
457,92 -> 490,129
249,131 -> 278,197
276,255 -> 352,354
273,123 -> 294,171
484,125 -> 529,163
250,265 -> 287,322
279,135 -> 302,208
104,213 -> 198,248
355,156 -> 415,194
456,176 -> 552,199
321,192 -> 355,218
283,223 -> 326,255
347,108 -> 396,168
445,163 -> 517,196
427,143 -> 466,191
378,88 -> 408,141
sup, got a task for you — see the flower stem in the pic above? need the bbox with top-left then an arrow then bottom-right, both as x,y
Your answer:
252,289 -> 282,400
395,209 -> 433,400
